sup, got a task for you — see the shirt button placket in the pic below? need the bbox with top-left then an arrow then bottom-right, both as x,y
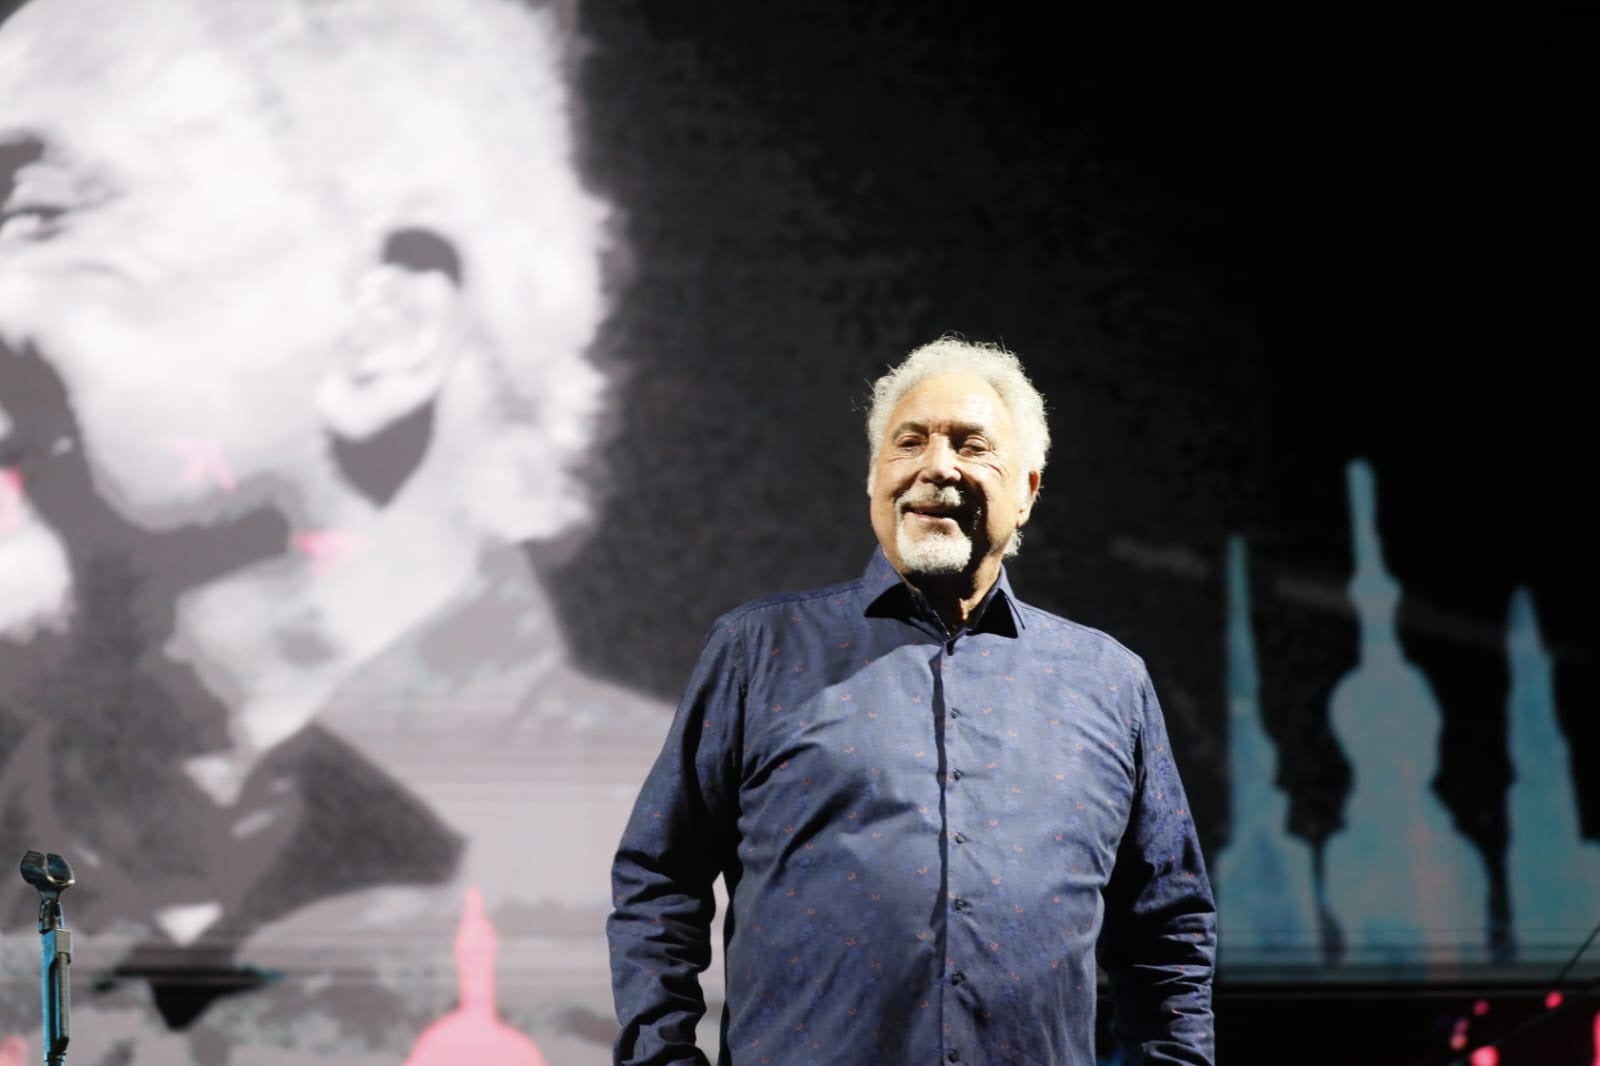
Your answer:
946,651 -> 971,1066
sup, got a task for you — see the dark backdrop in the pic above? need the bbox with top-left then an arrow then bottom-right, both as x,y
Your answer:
554,0 -> 1592,876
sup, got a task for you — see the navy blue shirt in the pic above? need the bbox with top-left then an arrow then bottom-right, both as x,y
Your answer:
609,550 -> 1215,1065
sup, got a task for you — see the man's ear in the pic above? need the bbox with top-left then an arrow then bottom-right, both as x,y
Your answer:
315,264 -> 460,442
1017,470 -> 1042,525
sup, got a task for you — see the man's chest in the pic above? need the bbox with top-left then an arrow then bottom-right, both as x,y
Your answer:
734,637 -> 1139,872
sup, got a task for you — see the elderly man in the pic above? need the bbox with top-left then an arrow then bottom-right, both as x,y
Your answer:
0,0 -> 672,1061
609,337 -> 1216,1065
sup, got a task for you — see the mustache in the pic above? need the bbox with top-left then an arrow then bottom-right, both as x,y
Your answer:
897,485 -> 968,514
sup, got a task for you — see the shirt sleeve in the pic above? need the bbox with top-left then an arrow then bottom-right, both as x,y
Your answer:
608,617 -> 747,1066
1098,664 -> 1218,1065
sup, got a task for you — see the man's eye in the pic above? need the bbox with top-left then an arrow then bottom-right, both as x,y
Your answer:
894,436 -> 923,450
0,204 -> 68,242
0,162 -> 111,244
960,440 -> 991,456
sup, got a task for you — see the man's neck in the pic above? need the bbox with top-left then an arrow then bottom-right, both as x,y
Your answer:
170,520 -> 543,805
906,560 -> 1001,635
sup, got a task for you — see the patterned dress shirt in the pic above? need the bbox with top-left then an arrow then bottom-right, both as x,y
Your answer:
609,549 -> 1216,1065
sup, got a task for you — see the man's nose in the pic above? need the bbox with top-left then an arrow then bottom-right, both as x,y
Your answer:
918,436 -> 961,483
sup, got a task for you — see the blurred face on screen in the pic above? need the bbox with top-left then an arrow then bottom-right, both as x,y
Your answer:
0,4 -> 358,535
0,0 -> 610,755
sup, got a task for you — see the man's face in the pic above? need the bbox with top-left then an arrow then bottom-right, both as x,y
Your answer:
869,372 -> 1038,583
0,0 -> 362,551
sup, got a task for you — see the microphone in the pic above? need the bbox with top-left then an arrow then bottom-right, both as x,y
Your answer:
19,850 -> 75,1066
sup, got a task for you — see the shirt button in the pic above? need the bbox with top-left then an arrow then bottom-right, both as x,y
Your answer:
953,833 -> 967,844
950,970 -> 966,985
953,897 -> 971,912
947,1050 -> 960,1062
950,707 -> 962,719
951,769 -> 964,780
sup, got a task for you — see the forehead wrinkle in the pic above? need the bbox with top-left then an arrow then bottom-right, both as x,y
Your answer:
891,417 -> 994,437
1,0 -> 213,105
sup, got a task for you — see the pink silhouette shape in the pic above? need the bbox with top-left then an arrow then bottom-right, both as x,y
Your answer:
404,887 -> 549,1066
291,529 -> 367,572
0,468 -> 21,534
1591,1009 -> 1599,1066
168,437 -> 236,492
0,1035 -> 27,1066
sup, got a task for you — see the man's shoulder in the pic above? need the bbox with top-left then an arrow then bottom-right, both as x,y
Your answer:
707,574 -> 867,634
1010,595 -> 1150,678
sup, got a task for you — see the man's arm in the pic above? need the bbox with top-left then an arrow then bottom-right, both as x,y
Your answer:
1099,665 -> 1217,1065
608,620 -> 746,1066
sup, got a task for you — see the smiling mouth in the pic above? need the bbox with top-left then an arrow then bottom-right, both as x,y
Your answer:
901,508 -> 965,534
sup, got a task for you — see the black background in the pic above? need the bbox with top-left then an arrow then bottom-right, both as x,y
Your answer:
550,6 -> 1592,1058
556,2 -> 1591,852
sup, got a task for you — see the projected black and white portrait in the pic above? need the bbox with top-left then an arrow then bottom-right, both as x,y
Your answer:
0,0 -> 681,1061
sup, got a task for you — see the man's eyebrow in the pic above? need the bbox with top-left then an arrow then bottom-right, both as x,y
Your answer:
0,136 -> 46,205
889,420 -> 925,435
889,419 -> 992,438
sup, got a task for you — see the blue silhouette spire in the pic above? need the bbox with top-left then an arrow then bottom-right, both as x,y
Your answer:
1214,534 -> 1319,968
1322,459 -> 1488,970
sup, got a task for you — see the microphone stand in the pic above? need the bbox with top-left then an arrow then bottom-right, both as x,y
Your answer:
19,850 -> 75,1066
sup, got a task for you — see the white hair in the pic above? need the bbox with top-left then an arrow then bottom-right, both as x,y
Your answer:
865,336 -> 1051,488
239,0 -> 610,542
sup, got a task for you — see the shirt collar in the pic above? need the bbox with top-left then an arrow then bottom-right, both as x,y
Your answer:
861,546 -> 1024,638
